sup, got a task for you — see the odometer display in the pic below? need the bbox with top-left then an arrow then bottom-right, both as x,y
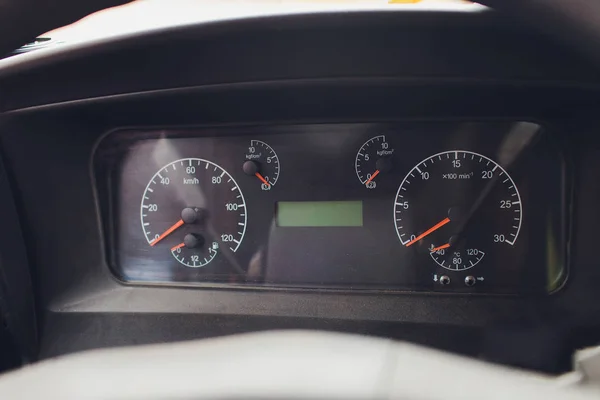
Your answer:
394,150 -> 522,272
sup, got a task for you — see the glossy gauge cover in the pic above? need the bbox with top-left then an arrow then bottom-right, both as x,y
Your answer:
94,121 -> 567,295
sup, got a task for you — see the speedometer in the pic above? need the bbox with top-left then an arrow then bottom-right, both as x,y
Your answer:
140,158 -> 246,268
394,150 -> 522,271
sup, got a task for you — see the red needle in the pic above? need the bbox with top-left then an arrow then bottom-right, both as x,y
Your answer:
405,217 -> 451,247
255,172 -> 270,186
431,243 -> 451,252
150,219 -> 184,247
364,170 -> 380,185
171,242 -> 185,252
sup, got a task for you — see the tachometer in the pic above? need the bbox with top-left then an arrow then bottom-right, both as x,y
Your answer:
394,150 -> 522,271
140,158 -> 246,268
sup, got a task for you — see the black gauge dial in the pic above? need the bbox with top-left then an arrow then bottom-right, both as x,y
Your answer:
355,135 -> 395,189
140,158 -> 247,268
394,150 -> 522,271
243,140 -> 280,190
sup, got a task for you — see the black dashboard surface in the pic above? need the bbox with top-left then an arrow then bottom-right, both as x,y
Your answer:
0,9 -> 598,373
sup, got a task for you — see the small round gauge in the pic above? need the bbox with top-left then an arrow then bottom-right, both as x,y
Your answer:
242,140 -> 280,190
355,135 -> 394,189
140,158 -> 246,268
394,150 -> 522,271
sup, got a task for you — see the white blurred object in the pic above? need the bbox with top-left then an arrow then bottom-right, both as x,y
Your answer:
43,0 -> 485,43
559,346 -> 600,387
0,330 -> 598,399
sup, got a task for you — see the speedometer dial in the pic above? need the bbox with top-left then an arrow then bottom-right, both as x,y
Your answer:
140,158 -> 246,268
394,150 -> 522,271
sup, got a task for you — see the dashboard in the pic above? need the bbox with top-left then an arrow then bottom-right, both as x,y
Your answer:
96,122 -> 566,294
1,8 -> 600,374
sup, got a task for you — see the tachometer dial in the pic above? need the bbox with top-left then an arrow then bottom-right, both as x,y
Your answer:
242,140 -> 280,190
141,158 -> 246,268
355,135 -> 395,189
394,150 -> 522,271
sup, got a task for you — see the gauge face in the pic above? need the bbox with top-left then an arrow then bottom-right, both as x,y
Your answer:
394,150 -> 522,271
243,140 -> 280,190
140,158 -> 246,268
355,135 -> 395,189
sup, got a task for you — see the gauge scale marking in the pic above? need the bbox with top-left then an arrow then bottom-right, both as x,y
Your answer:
355,135 -> 394,187
246,140 -> 280,188
140,158 -> 247,268
394,150 -> 522,271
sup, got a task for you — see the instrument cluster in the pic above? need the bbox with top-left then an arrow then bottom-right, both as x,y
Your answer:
94,121 -> 567,294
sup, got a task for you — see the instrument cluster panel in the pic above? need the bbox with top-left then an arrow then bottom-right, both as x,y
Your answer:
94,122 -> 567,294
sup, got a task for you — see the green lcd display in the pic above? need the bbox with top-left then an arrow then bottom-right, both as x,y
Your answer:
277,201 -> 363,227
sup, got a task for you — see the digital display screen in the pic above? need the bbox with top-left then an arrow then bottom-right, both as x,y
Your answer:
277,201 -> 363,227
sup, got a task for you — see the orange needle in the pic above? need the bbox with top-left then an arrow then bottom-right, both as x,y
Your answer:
364,170 -> 380,185
150,219 -> 184,247
171,242 -> 185,252
255,172 -> 270,186
431,243 -> 451,252
405,217 -> 451,247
